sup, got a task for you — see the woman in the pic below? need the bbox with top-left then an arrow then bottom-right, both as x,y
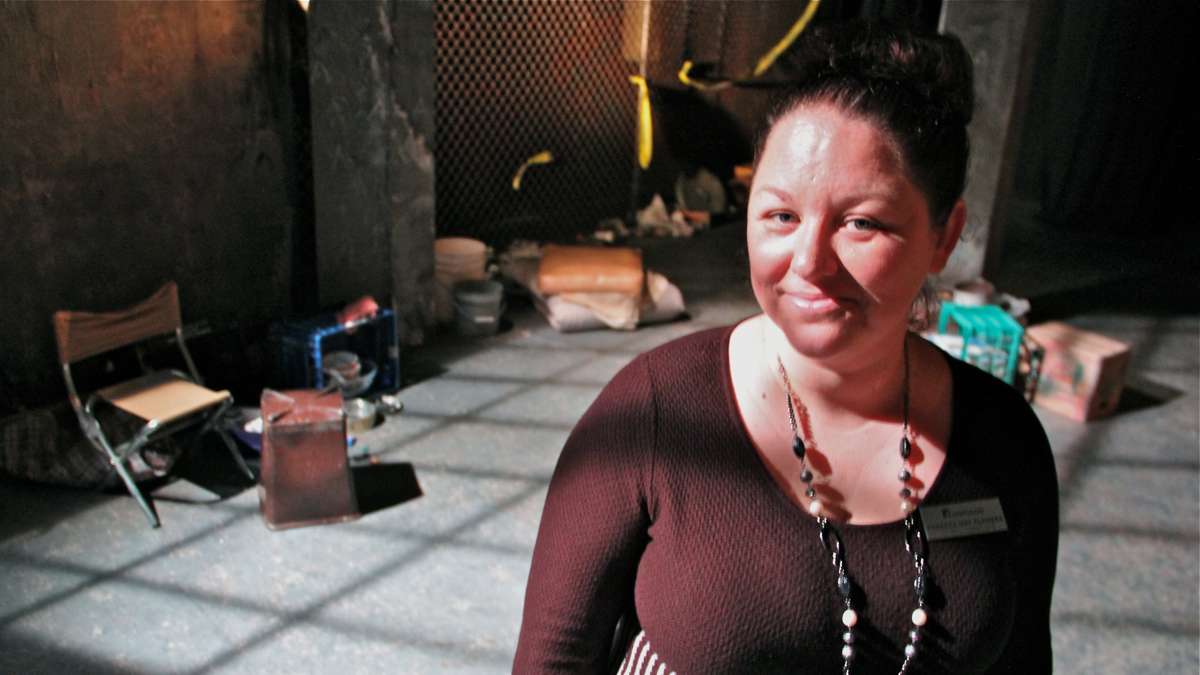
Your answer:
514,22 -> 1058,675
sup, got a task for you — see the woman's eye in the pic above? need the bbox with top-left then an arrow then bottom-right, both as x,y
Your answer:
769,212 -> 797,226
848,217 -> 881,231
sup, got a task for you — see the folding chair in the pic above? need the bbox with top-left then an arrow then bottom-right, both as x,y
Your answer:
53,282 -> 255,528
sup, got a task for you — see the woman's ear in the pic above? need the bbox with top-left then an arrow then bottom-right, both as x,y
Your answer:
930,199 -> 966,274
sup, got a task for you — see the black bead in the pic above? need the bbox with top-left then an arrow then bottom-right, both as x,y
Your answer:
837,575 -> 852,597
805,487 -> 817,498
792,436 -> 806,460
900,437 -> 912,459
898,468 -> 911,482
800,469 -> 813,483
900,487 -> 912,498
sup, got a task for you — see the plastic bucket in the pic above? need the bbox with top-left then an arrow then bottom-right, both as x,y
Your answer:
453,279 -> 504,336
434,237 -> 489,323
434,238 -> 487,278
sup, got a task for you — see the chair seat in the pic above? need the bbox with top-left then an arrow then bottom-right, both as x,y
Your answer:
98,371 -> 230,425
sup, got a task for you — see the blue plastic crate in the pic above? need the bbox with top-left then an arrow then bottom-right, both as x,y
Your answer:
270,308 -> 400,394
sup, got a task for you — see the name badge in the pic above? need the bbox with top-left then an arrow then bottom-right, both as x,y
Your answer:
919,498 -> 1007,541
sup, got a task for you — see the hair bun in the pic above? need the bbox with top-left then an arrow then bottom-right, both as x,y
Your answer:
783,21 -> 975,126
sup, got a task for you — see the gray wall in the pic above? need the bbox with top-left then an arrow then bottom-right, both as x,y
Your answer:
0,2 -> 295,404
939,0 -> 1038,283
308,0 -> 436,345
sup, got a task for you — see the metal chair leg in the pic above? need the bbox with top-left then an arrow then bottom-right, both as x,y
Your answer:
110,454 -> 161,528
216,428 -> 256,482
204,399 -> 255,482
85,431 -> 161,528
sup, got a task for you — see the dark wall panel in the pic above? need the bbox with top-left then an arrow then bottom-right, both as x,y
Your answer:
0,2 -> 294,405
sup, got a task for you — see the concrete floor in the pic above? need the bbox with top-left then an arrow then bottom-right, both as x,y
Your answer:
2,222 -> 1197,674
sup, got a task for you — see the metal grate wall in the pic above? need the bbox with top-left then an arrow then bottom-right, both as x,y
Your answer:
435,0 -> 640,244
433,1 -> 900,245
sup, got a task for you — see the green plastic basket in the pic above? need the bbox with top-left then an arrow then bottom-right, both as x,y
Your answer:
936,303 -> 1024,384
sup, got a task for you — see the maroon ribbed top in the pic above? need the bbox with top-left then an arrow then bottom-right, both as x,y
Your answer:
514,325 -> 1058,674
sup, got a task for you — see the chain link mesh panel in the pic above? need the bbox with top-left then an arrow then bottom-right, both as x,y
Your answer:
434,0 -> 847,245
435,0 -> 642,244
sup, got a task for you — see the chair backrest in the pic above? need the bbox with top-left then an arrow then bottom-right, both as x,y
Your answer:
53,282 -> 182,366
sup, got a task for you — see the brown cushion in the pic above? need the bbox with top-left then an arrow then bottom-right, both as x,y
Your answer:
537,245 -> 644,297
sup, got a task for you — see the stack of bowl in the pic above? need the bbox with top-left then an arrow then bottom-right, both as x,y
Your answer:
322,351 -> 361,381
434,237 -> 489,323
322,351 -> 377,397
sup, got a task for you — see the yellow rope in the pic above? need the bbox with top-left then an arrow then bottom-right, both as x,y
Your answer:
678,60 -> 732,93
754,0 -> 822,76
628,75 -> 653,169
677,0 -> 822,89
511,150 -> 554,191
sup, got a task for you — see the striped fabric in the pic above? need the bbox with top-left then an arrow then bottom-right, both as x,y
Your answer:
616,630 -> 675,675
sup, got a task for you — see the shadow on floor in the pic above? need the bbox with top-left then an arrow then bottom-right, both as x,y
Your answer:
0,631 -> 156,675
1116,375 -> 1185,415
352,461 -> 423,515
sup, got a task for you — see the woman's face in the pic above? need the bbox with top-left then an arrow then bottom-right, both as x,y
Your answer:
747,103 -> 962,363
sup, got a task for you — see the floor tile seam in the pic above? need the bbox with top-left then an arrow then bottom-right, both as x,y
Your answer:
434,318 -> 729,360
1126,365 -> 1200,375
1056,528 -> 1200,549
406,461 -> 551,484
181,480 -> 546,675
1058,521 -> 1200,542
1050,611 -> 1200,637
420,372 -> 613,388
1048,455 -> 1200,473
156,499 -> 541,553
0,511 -> 252,630
1058,452 -> 1200,470
421,319 -> 734,392
371,347 -> 613,456
0,556 -> 517,667
425,339 -> 643,360
395,410 -> 577,433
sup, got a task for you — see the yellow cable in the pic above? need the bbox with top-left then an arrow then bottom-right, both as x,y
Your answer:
754,0 -> 821,77
628,75 -> 653,169
677,0 -> 822,89
511,150 -> 554,191
677,60 -> 732,92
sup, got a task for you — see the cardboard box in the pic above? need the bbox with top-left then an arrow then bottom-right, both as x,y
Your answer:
537,245 -> 644,297
259,388 -> 359,529
1026,322 -> 1131,421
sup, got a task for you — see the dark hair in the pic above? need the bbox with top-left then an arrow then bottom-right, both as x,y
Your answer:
754,21 -> 974,227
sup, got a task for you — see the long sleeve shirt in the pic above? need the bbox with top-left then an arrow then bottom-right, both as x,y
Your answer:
514,325 -> 1058,674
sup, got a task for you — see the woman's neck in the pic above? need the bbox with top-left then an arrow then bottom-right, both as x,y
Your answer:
761,317 -> 909,424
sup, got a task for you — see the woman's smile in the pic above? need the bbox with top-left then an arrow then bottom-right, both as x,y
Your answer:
780,289 -> 853,317
746,102 -> 960,362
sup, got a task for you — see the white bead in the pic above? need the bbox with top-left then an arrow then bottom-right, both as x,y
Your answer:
842,608 -> 858,627
904,644 -> 916,658
912,607 -> 928,626
841,644 -> 854,660
808,499 -> 823,516
900,499 -> 914,513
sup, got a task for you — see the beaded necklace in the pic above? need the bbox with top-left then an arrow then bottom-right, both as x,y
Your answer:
776,338 -> 931,674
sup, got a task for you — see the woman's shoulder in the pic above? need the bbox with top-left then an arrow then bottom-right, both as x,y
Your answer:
945,353 -> 1043,430
585,323 -> 737,439
942,350 -> 1056,490
635,323 -> 736,382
